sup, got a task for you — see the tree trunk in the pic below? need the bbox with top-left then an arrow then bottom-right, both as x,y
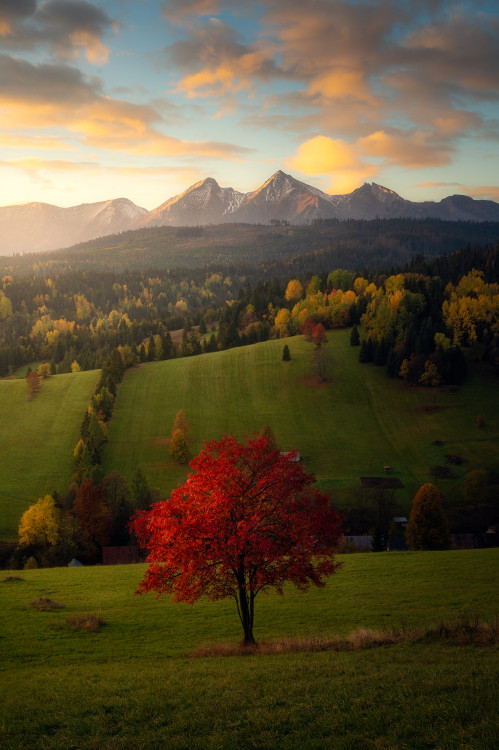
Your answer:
237,582 -> 256,645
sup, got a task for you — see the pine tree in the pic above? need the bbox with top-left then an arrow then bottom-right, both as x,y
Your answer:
282,344 -> 291,361
350,325 -> 360,346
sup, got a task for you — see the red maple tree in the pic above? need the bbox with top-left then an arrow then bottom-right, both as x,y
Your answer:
131,434 -> 342,644
312,323 -> 328,347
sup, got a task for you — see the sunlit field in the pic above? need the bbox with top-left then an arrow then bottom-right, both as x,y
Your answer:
0,370 -> 100,541
102,330 -> 499,508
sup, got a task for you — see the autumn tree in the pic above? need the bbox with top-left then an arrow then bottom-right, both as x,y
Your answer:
172,409 -> 190,435
285,279 -> 304,303
300,316 -> 316,341
406,483 -> 450,551
274,308 -> 291,337
312,323 -> 328,348
26,370 -> 41,400
131,435 -> 342,645
18,495 -> 60,553
169,428 -> 190,464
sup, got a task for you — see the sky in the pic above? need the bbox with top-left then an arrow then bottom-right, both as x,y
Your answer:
0,0 -> 498,210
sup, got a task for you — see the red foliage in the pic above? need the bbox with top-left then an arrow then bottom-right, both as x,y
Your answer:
131,434 -> 342,644
312,323 -> 328,347
300,316 -> 316,340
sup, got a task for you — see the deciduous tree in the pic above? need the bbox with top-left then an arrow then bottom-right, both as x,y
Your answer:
131,435 -> 342,645
169,428 -> 190,464
172,409 -> 190,435
406,483 -> 450,551
285,279 -> 303,302
26,370 -> 41,400
18,495 -> 60,549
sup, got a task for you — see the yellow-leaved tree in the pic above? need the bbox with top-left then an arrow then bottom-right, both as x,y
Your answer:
18,495 -> 60,549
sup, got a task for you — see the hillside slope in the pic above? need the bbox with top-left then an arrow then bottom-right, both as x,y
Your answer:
101,332 -> 499,507
0,370 -> 100,540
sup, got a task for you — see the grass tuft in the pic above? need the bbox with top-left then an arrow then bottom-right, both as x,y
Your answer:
2,575 -> 23,583
30,597 -> 64,611
53,613 -> 106,632
425,612 -> 499,646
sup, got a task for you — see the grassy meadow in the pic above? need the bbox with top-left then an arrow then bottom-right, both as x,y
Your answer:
0,549 -> 497,749
102,330 -> 499,509
0,370 -> 100,540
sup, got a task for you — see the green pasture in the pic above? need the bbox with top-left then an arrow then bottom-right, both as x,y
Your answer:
102,331 -> 499,508
0,549 -> 497,749
0,371 -> 99,541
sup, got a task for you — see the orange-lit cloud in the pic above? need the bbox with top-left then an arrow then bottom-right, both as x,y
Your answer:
0,54 -> 250,161
286,135 -> 377,193
0,134 -> 73,150
165,19 -> 281,99
359,130 -> 453,168
162,1 -> 221,23
68,31 -> 110,65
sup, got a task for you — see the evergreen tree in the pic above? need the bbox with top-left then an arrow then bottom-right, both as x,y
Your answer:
148,335 -> 156,362
358,339 -> 370,363
132,467 -> 152,510
282,344 -> 291,361
350,325 -> 360,346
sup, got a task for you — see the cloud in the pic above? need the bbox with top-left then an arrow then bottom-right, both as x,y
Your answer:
0,54 -> 251,160
0,157 -> 204,181
162,1 -> 221,23
286,135 -> 377,194
0,0 -> 115,65
164,18 -> 283,98
358,130 -> 454,168
403,11 -> 499,96
161,0 -> 499,172
286,126 -> 457,195
0,134 -> 73,150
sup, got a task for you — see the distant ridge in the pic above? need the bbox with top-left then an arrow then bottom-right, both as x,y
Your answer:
1,171 -> 499,254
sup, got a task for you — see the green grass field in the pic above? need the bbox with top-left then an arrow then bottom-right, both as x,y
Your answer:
102,331 -> 499,509
0,549 -> 497,749
0,371 -> 100,540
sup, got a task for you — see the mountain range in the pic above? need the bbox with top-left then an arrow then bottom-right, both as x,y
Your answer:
1,170 -> 499,255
